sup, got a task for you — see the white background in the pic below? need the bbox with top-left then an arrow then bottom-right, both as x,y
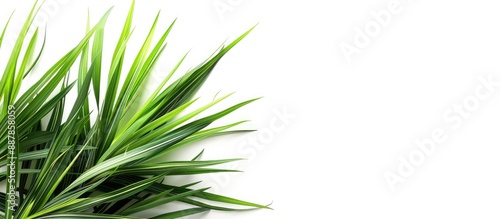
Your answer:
2,0 -> 500,218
